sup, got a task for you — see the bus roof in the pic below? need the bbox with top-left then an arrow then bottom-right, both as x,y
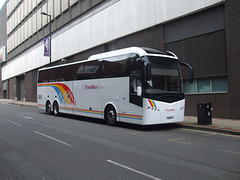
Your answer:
88,47 -> 178,60
39,47 -> 178,72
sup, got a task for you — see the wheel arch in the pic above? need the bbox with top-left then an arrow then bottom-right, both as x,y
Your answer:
45,99 -> 52,114
53,99 -> 60,107
103,102 -> 119,122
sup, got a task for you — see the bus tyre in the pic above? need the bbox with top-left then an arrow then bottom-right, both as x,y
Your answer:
53,102 -> 59,116
105,106 -> 117,126
46,101 -> 52,115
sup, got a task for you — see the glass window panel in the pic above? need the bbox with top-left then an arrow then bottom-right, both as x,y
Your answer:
198,79 -> 211,93
184,80 -> 197,93
212,77 -> 227,92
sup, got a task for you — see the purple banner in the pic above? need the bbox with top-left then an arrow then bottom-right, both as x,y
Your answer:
44,37 -> 50,57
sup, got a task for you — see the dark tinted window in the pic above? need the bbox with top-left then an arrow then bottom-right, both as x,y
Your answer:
38,65 -> 72,83
38,54 -> 138,83
71,61 -> 102,80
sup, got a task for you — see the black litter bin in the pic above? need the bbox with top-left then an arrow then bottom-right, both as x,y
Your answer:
197,103 -> 212,125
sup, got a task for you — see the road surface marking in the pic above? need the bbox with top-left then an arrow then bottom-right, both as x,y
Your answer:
202,132 -> 217,136
108,127 -> 140,135
181,128 -> 240,138
219,149 -> 240,155
17,114 -> 34,120
5,119 -> 22,127
107,160 -> 162,180
169,137 -> 191,145
34,131 -> 72,147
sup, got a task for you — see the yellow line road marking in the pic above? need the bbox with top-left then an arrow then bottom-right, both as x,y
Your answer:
169,137 -> 191,145
202,132 -> 217,137
108,127 -> 141,135
219,149 -> 240,155
169,137 -> 186,141
181,128 -> 240,138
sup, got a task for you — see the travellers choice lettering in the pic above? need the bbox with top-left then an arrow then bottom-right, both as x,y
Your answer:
165,109 -> 176,112
84,85 -> 103,90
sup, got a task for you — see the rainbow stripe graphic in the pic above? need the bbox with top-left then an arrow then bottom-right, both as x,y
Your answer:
72,108 -> 104,116
148,99 -> 157,108
118,113 -> 142,120
57,107 -> 142,120
38,83 -> 76,105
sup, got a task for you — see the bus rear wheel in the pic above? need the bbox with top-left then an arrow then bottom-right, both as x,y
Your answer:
53,102 -> 59,116
105,105 -> 117,126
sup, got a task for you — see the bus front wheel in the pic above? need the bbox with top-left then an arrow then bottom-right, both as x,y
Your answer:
105,105 -> 117,126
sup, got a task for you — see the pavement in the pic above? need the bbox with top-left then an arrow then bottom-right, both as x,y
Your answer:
0,99 -> 239,135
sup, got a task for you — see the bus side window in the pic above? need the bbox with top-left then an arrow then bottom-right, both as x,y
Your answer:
130,67 -> 143,107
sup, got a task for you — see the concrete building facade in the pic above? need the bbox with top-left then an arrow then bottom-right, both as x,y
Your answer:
0,0 -> 239,119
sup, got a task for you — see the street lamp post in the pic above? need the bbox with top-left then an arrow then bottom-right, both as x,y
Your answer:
40,12 -> 52,64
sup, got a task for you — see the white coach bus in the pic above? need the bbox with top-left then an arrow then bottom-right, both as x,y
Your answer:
37,47 -> 193,125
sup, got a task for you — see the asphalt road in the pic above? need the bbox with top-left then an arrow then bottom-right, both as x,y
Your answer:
0,103 -> 239,180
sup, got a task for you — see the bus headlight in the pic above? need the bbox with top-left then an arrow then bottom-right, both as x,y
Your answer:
147,106 -> 160,112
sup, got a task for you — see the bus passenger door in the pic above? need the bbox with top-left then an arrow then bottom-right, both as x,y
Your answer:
119,77 -> 142,124
129,61 -> 143,107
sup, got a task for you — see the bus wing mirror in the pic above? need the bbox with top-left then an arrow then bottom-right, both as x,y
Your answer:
137,86 -> 142,96
180,61 -> 194,83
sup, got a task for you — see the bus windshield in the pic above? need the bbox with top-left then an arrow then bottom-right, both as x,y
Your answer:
144,56 -> 184,103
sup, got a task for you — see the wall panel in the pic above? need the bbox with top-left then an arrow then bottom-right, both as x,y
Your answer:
54,0 -> 61,17
48,0 -> 54,18
62,0 -> 69,12
32,13 -> 37,34
37,8 -> 42,31
41,3 -> 48,26
27,0 -> 32,14
24,21 -> 28,41
32,0 -> 37,10
23,0 -> 28,19
70,0 -> 78,6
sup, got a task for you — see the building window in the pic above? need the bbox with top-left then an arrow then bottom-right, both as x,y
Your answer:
184,77 -> 227,94
184,79 -> 197,94
212,77 -> 227,92
198,79 -> 211,93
